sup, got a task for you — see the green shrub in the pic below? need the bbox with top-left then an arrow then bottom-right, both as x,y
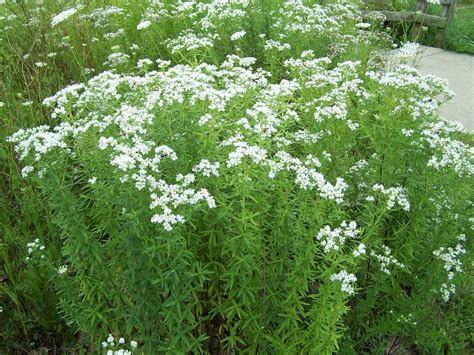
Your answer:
1,0 -> 473,353
8,50 -> 473,354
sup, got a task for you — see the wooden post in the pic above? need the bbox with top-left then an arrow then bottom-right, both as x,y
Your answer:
440,0 -> 456,21
435,0 -> 456,47
411,0 -> 428,42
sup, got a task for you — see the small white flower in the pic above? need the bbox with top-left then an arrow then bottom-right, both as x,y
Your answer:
433,241 -> 466,302
230,30 -> 246,41
130,340 -> 138,348
119,337 -> 125,344
21,165 -> 34,177
137,20 -> 151,30
156,59 -> 171,69
88,176 -> 97,185
137,58 -> 153,69
198,113 -> 213,126
58,265 -> 68,275
371,245 -> 405,275
372,184 -> 410,211
355,22 -> 371,29
330,270 -> 357,295
51,6 -> 82,27
316,221 -> 359,253
103,52 -> 130,68
353,243 -> 366,257
397,42 -> 420,58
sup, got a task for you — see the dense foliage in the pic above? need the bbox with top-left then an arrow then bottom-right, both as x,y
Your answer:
1,0 -> 473,353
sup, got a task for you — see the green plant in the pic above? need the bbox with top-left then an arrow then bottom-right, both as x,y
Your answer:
1,0 -> 473,353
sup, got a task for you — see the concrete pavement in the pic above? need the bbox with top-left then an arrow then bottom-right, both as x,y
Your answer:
416,46 -> 474,130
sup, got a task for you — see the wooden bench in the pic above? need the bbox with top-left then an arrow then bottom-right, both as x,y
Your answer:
362,0 -> 457,47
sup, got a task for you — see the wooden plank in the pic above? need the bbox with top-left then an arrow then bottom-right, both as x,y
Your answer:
361,10 -> 448,28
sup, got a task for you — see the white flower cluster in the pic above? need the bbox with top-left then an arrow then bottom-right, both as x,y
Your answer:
7,60 -> 268,231
349,159 -> 368,174
422,120 -> 474,177
137,20 -> 151,30
21,165 -> 34,177
102,334 -> 138,355
230,30 -> 246,41
26,239 -> 45,261
265,151 -> 347,202
141,0 -> 251,54
274,1 -> 358,36
439,283 -> 456,304
58,265 -> 68,275
370,245 -> 405,275
291,129 -> 326,144
7,56 -> 386,231
198,113 -> 213,126
133,0 -> 364,60
401,128 -> 414,137
149,180 -> 216,231
367,65 -> 454,106
394,312 -> 417,326
372,184 -> 410,211
316,221 -> 358,253
103,29 -> 125,40
226,142 -> 268,168
51,5 -> 83,27
330,270 -> 357,295
103,52 -> 130,68
193,159 -> 220,177
136,58 -> 153,69
355,22 -> 371,29
396,42 -> 420,58
353,243 -> 366,257
264,40 -> 291,51
80,6 -> 125,28
290,59 -> 371,131
42,83 -> 85,119
364,10 -> 387,24
166,31 -> 216,54
433,238 -> 467,302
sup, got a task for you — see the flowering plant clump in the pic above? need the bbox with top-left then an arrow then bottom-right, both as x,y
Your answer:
0,0 -> 473,353
8,50 -> 473,351
25,238 -> 46,261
